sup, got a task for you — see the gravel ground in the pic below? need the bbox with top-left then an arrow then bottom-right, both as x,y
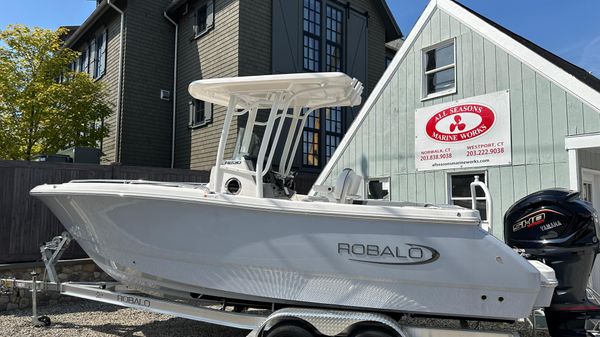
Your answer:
0,300 -> 550,337
0,300 -> 248,337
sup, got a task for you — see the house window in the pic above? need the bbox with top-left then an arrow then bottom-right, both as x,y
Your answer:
189,99 -> 213,128
194,0 -> 214,38
448,172 -> 487,221
325,5 -> 343,72
302,1 -> 346,167
303,111 -> 320,166
303,0 -> 321,72
94,30 -> 107,79
366,177 -> 390,200
324,107 -> 342,161
89,39 -> 97,77
80,47 -> 89,74
423,39 -> 456,98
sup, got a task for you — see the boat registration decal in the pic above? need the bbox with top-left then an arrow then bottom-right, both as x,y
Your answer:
337,243 -> 440,265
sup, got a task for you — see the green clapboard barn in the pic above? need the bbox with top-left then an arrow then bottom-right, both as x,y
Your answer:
314,0 -> 600,245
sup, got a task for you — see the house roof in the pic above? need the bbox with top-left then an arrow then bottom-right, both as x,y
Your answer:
312,0 -> 600,192
451,0 -> 600,93
385,38 -> 404,51
374,0 -> 403,41
165,0 -> 402,42
59,26 -> 80,42
63,0 -> 117,47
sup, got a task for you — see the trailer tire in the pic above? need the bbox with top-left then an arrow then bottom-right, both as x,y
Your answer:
266,323 -> 316,337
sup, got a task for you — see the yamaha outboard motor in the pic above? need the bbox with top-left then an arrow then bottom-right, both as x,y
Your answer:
505,189 -> 600,337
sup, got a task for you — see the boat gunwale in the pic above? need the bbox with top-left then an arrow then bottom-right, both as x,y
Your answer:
30,182 -> 482,225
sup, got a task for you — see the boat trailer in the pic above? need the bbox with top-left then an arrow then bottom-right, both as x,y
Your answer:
1,276 -> 529,337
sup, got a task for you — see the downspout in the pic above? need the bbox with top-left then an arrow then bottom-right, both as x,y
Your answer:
107,0 -> 124,163
163,11 -> 178,168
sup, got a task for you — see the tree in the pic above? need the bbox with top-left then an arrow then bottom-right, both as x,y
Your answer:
0,25 -> 112,160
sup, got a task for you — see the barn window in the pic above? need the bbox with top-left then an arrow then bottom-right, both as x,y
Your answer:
366,177 -> 390,200
448,172 -> 487,221
423,39 -> 456,99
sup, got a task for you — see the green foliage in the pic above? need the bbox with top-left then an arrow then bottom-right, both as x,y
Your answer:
0,25 -> 112,160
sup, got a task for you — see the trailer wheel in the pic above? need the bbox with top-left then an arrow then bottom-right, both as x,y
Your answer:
266,323 -> 316,337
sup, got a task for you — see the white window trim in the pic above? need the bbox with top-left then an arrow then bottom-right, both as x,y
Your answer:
193,0 -> 214,39
189,99 -> 213,129
94,30 -> 108,80
364,176 -> 391,200
447,170 -> 488,221
565,133 -> 600,191
421,38 -> 457,101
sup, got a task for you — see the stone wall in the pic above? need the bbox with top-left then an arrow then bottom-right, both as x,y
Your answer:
0,259 -> 112,312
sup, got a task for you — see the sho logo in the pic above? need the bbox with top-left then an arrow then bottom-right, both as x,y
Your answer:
337,243 -> 439,265
117,294 -> 151,307
512,209 -> 564,232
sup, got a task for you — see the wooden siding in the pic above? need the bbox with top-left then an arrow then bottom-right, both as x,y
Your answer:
238,0 -> 271,76
70,11 -> 123,164
0,160 -> 209,263
119,0 -> 175,167
69,1 -> 175,167
174,0 -> 240,170
323,8 -> 600,237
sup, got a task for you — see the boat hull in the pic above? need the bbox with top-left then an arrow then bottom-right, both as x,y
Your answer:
32,182 -> 545,321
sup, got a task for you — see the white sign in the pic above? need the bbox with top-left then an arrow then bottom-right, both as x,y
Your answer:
415,91 -> 511,171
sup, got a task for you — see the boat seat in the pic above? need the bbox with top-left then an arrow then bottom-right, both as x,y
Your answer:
312,168 -> 362,204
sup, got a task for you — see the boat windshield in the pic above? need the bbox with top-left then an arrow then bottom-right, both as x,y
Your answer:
232,126 -> 261,161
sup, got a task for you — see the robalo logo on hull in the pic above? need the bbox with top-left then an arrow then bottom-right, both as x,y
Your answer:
425,103 -> 496,143
337,243 -> 439,265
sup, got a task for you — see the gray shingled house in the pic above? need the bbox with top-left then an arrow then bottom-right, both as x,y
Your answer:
64,0 -> 402,190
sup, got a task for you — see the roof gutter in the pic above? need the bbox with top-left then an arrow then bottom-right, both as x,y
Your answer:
107,0 -> 125,163
165,0 -> 187,17
64,2 -> 110,47
163,11 -> 179,168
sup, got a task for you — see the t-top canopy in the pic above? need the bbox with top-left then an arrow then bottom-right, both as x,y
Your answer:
188,72 -> 363,109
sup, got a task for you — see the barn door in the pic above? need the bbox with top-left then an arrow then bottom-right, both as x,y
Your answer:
272,0 -> 302,74
345,9 -> 368,126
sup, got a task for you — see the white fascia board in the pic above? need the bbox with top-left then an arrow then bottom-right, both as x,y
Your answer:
438,0 -> 600,113
565,133 -> 600,150
309,0 -> 440,195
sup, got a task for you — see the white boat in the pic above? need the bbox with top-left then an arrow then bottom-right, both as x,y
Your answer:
31,73 -> 556,322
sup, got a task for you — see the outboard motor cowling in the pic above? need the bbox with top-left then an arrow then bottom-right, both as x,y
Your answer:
504,189 -> 600,337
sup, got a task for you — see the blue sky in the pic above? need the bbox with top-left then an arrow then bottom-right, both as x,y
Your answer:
1,0 -> 599,75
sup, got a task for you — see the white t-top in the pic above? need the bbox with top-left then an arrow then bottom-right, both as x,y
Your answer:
188,72 -> 363,109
